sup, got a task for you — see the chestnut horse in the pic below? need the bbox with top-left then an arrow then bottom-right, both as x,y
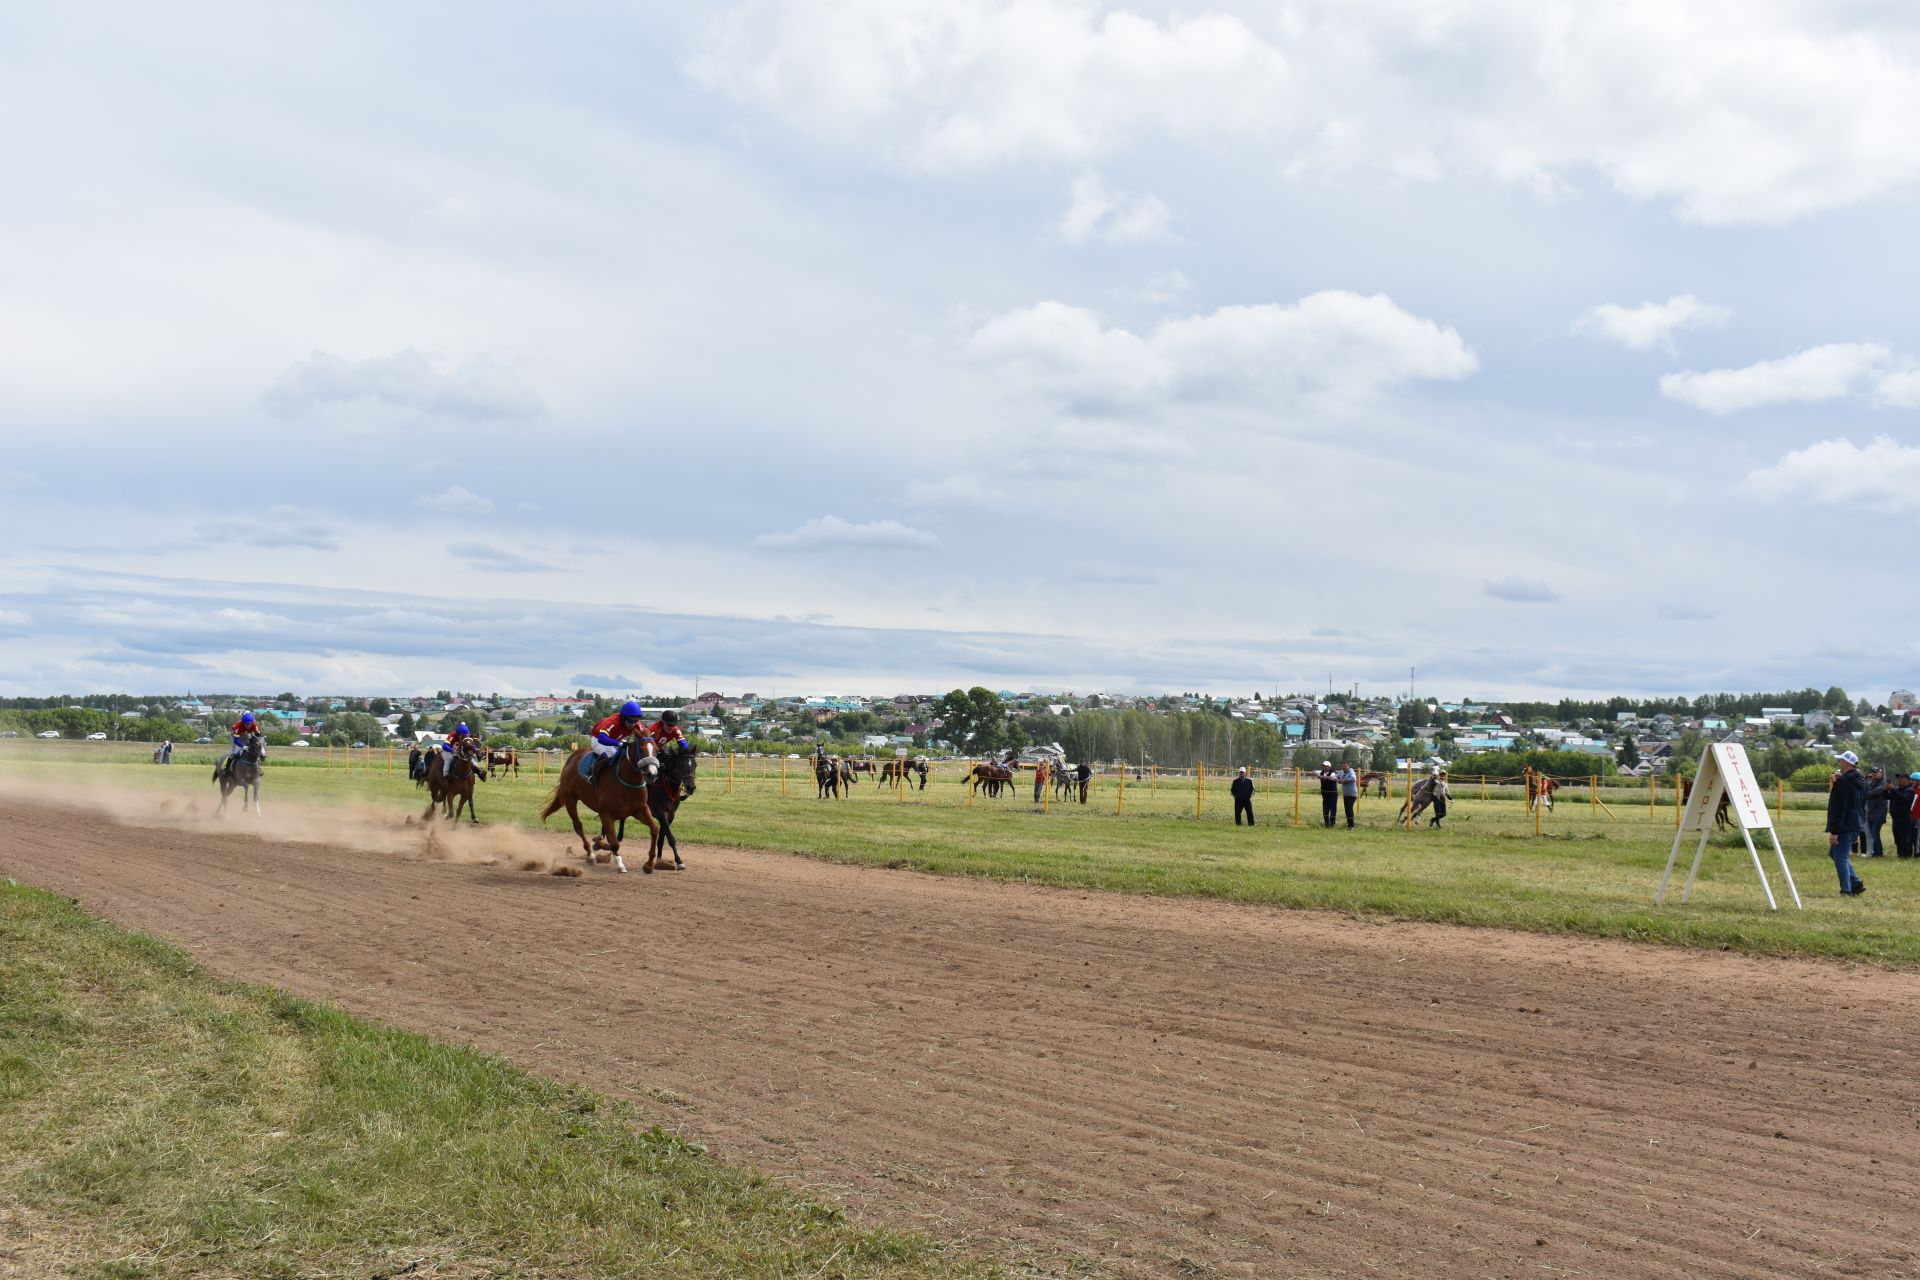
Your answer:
487,746 -> 518,777
968,761 -> 1017,797
423,740 -> 488,823
593,746 -> 701,870
541,737 -> 684,873
880,757 -> 928,790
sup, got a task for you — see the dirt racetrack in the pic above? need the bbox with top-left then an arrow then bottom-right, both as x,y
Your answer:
4,792 -> 1919,1279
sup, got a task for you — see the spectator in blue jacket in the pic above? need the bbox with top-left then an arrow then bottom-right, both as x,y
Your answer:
1825,751 -> 1869,896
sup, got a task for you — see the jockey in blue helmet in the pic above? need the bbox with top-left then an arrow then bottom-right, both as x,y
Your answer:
586,700 -> 646,781
441,721 -> 472,771
229,711 -> 261,760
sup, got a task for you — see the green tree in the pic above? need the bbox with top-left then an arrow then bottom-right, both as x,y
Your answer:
1617,735 -> 1641,769
396,712 -> 416,738
931,687 -> 1014,754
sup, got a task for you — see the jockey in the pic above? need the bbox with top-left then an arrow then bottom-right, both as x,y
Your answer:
441,722 -> 472,772
226,712 -> 263,771
586,700 -> 646,781
646,708 -> 687,753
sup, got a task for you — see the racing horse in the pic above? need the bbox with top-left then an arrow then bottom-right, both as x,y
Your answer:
423,739 -> 489,824
541,737 -> 686,874
880,757 -> 929,790
592,741 -> 701,870
211,736 -> 264,817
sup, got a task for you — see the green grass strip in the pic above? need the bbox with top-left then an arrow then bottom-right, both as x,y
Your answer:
0,878 -> 999,1280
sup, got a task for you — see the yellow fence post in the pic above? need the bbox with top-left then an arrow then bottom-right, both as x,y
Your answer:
1648,772 -> 1655,816
727,751 -> 735,795
1195,762 -> 1204,819
781,753 -> 787,798
1116,765 -> 1124,814
1777,778 -> 1785,822
1293,767 -> 1301,826
1590,775 -> 1597,812
327,741 -> 333,768
1151,765 -> 1157,793
1404,760 -> 1413,831
1536,780 -> 1544,837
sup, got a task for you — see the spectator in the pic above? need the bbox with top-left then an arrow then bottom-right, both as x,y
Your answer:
1230,767 -> 1255,826
1334,762 -> 1359,828
1864,766 -> 1893,857
1429,768 -> 1452,829
1033,758 -> 1047,803
1317,761 -> 1338,828
1899,773 -> 1920,860
1826,751 -> 1868,896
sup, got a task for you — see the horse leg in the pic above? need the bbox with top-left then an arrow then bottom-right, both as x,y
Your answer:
604,815 -> 628,874
564,797 -> 595,860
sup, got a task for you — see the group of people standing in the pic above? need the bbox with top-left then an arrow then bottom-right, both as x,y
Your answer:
1228,761 -> 1431,829
1825,750 -> 1920,896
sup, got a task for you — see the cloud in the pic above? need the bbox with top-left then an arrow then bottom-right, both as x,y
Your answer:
1741,436 -> 1920,510
1124,270 -> 1192,304
1660,343 -> 1892,413
1484,576 -> 1559,604
264,350 -> 547,424
448,542 -> 562,573
968,292 -> 1476,414
415,485 -> 495,514
1579,295 -> 1730,352
692,2 -> 1920,224
1657,603 -> 1718,621
1059,173 -> 1174,245
0,609 -> 31,631
753,515 -> 940,551
195,506 -> 339,551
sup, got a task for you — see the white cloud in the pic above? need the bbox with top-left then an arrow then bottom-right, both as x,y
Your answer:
1875,366 -> 1920,408
1484,576 -> 1559,604
265,350 -> 547,424
1741,436 -> 1920,510
415,485 -> 495,514
1059,173 -> 1173,245
1660,343 -> 1891,413
1579,295 -> 1730,352
968,291 -> 1476,414
448,542 -> 563,573
754,515 -> 940,551
0,609 -> 30,630
693,1 -> 1920,224
195,506 -> 339,551
1124,270 -> 1192,304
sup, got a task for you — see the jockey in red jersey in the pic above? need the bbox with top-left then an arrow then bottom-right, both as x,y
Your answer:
440,722 -> 472,774
586,700 -> 646,781
646,708 -> 687,752
224,711 -> 263,774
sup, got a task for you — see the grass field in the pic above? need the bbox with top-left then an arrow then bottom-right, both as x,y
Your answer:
4,740 -> 1915,966
0,877 -> 1000,1280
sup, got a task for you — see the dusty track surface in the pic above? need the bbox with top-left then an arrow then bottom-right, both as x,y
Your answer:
5,794 -> 1919,1278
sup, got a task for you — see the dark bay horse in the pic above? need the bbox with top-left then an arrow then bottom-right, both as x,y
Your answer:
423,741 -> 488,823
487,746 -> 519,777
879,757 -> 928,790
968,761 -> 1016,797
541,738 -> 684,873
212,737 -> 264,816
815,754 -> 851,799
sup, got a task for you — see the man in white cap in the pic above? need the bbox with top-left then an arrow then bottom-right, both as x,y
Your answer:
1317,759 -> 1339,827
1825,751 -> 1868,896
1230,766 -> 1256,825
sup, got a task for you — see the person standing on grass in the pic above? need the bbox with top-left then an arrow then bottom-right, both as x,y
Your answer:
1318,760 -> 1339,827
1826,751 -> 1868,896
1335,761 -> 1359,828
1899,773 -> 1920,859
1231,767 -> 1255,825
1429,768 -> 1452,829
1864,766 -> 1892,858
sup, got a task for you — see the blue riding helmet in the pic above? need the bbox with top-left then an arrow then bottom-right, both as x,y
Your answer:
240,712 -> 255,725
619,699 -> 643,719
457,722 -> 468,734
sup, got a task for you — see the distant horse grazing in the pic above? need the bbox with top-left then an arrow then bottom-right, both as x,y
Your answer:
541,737 -> 684,874
423,740 -> 489,824
212,738 -> 264,817
487,746 -> 519,778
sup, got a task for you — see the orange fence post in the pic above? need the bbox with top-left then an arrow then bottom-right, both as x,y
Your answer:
1195,762 -> 1204,819
1589,775 -> 1597,812
1777,778 -> 1785,821
1116,765 -> 1124,814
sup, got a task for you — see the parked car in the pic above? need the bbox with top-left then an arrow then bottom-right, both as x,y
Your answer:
86,732 -> 108,740
290,739 -> 310,747
0,730 -> 16,738
36,730 -> 60,739
194,736 -> 212,744
351,741 -> 367,748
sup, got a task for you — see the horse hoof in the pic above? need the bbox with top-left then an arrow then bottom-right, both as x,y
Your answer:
641,863 -> 653,875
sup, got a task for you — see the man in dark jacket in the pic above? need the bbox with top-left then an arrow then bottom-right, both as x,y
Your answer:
1230,767 -> 1255,825
1896,773 -> 1919,859
1864,767 -> 1893,857
1318,761 -> 1339,827
1826,751 -> 1869,895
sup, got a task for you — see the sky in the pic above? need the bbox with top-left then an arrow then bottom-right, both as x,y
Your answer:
2,1 -> 1918,702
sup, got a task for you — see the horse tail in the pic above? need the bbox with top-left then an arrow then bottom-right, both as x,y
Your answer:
538,774 -> 568,820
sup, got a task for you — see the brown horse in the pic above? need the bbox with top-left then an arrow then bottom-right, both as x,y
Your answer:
880,757 -> 928,790
1525,769 -> 1558,813
1680,777 -> 1734,829
592,745 -> 701,870
487,746 -> 518,777
968,761 -> 1017,797
423,741 -> 488,823
540,737 -> 668,873
1357,770 -> 1388,799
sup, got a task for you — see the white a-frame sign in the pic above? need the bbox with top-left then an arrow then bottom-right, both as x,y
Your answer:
1657,743 -> 1802,910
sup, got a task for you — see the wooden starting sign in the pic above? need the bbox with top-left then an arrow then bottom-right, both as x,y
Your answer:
1657,742 -> 1801,910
